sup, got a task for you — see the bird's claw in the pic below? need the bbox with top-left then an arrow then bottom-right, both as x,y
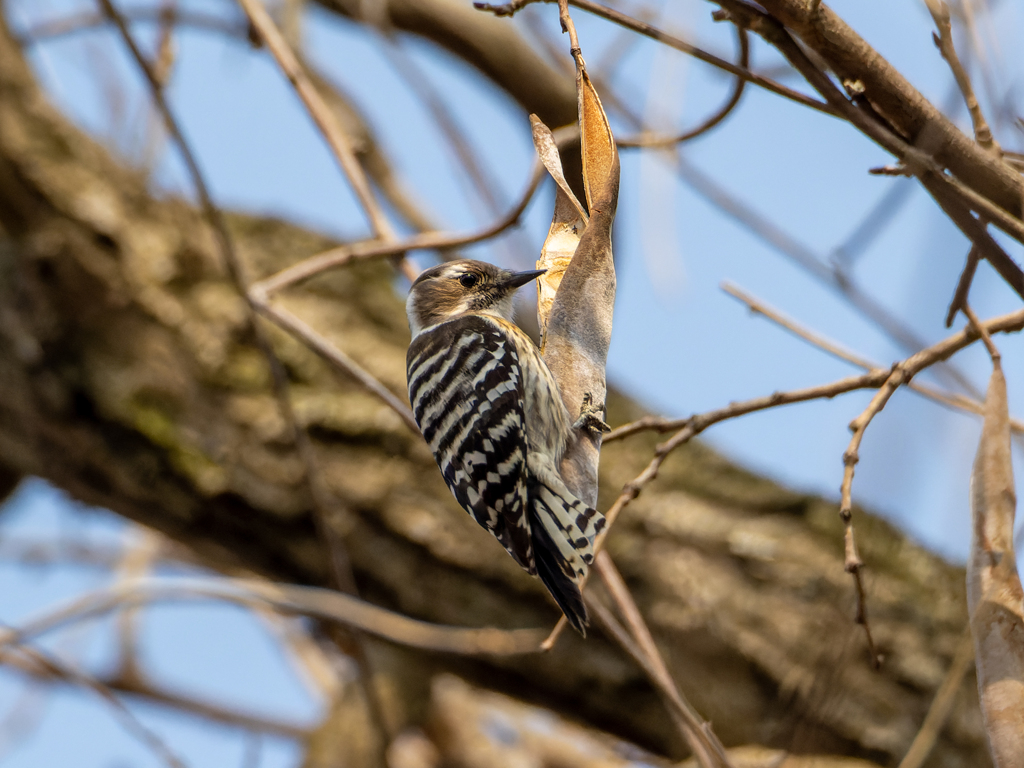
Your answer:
573,392 -> 611,434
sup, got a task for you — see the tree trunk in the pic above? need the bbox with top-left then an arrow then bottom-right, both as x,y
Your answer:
0,13 -> 985,767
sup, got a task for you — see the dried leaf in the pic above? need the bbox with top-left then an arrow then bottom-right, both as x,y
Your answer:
536,187 -> 584,344
577,61 -> 616,214
530,114 -> 587,222
536,50 -> 620,506
968,357 -> 1024,765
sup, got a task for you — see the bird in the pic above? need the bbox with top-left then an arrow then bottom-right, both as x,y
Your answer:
405,259 -> 606,634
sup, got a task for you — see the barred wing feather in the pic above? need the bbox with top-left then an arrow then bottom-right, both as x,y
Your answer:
407,316 -> 535,572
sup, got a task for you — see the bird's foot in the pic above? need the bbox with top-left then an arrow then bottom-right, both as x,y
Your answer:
573,392 -> 610,434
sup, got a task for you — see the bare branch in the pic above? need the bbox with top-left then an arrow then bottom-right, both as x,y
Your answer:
737,0 -> 1022,218
96,0 -> 394,744
719,283 -> 1024,432
617,23 -> 749,148
251,296 -> 419,433
717,1 -> 1024,304
593,553 -> 732,768
0,578 -> 548,656
898,629 -> 975,768
945,246 -> 981,327
251,160 -> 544,297
475,0 -> 833,114
235,0 -> 397,242
607,282 -> 1024,442
0,648 -> 311,740
596,307 -> 1024,667
3,644 -> 187,768
924,0 -> 999,154
18,7 -> 243,43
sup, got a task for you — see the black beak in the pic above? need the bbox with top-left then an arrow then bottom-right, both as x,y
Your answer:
503,268 -> 546,290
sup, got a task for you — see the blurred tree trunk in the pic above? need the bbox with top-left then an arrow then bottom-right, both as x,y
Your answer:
0,12 -> 986,768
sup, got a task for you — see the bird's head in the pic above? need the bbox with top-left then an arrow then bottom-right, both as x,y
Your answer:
406,259 -> 546,336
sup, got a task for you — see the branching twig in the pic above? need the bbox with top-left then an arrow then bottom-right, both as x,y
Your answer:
962,303 -> 1000,360
617,24 -> 749,148
719,1 -> 1024,301
925,0 -> 999,154
251,297 -> 418,433
593,553 -> 732,767
0,647 -> 311,740
597,56 -> 981,398
605,283 -> 1024,441
586,592 -> 726,768
474,0 -> 833,114
945,245 -> 981,327
3,643 -> 188,768
235,0 -> 397,243
604,369 -> 893,444
719,283 -> 1024,432
250,160 -> 544,297
597,307 -> 1024,664
897,628 -> 975,768
0,578 -> 547,657
97,0 -> 392,743
601,303 -> 1024,504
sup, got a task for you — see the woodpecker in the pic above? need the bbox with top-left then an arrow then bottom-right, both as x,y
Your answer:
406,259 -> 606,634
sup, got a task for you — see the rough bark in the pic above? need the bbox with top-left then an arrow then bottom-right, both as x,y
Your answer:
0,12 -> 988,768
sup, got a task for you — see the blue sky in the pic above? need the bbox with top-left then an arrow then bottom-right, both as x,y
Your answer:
4,0 -> 1024,765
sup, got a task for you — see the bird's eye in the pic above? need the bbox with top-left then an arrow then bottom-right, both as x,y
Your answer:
458,273 -> 479,288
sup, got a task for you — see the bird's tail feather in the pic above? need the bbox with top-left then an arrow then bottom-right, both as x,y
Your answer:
528,463 -> 607,635
532,519 -> 588,635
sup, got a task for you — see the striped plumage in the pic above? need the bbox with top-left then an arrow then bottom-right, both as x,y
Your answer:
406,260 -> 605,634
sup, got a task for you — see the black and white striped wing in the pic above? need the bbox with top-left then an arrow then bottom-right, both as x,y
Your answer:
407,315 -> 535,572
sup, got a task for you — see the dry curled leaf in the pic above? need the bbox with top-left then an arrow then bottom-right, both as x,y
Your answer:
534,49 -> 620,506
531,115 -> 586,342
530,115 -> 587,222
968,356 -> 1024,766
577,61 -> 616,214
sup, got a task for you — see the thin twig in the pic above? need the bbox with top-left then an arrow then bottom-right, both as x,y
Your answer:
557,0 -> 581,54
838,369 -> 906,668
605,304 -> 1024,449
0,578 -> 547,657
594,553 -> 732,767
925,0 -> 999,154
0,647 -> 310,739
474,0 -> 834,115
897,628 -> 975,768
945,246 -> 981,327
617,24 -> 749,148
605,369 -> 892,444
596,307 -> 1024,662
4,643 -> 188,768
19,8 -> 244,44
380,37 -> 504,219
250,160 -> 544,297
830,178 -> 914,269
234,0 -> 396,242
97,0 -> 392,742
717,283 -> 1024,433
585,594 -> 724,768
251,297 -> 419,433
963,303 -> 1000,360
